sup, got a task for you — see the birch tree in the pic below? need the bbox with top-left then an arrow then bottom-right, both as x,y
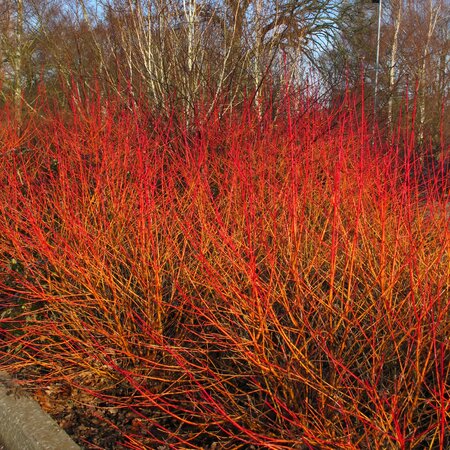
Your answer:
387,0 -> 401,130
0,0 -> 24,119
67,0 -> 340,114
13,0 -> 23,119
416,0 -> 441,143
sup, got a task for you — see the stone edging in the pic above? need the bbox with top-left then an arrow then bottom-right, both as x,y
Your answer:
0,372 -> 80,450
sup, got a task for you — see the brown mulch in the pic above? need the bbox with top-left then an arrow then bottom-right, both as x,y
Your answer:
9,369 -> 262,450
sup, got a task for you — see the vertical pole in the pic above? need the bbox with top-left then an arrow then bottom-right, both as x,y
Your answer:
374,0 -> 383,115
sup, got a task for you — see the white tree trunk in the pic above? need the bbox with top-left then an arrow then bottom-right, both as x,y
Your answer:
418,0 -> 440,143
388,0 -> 402,131
253,0 -> 263,114
13,0 -> 24,122
183,0 -> 198,109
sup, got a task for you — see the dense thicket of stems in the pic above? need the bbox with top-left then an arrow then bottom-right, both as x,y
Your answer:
0,85 -> 448,448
